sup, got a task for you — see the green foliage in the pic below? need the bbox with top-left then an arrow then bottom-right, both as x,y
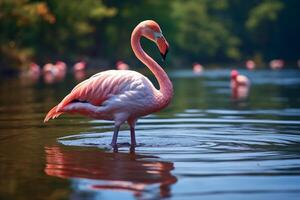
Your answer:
246,0 -> 284,30
0,0 -> 116,69
171,0 -> 240,62
0,0 -> 299,70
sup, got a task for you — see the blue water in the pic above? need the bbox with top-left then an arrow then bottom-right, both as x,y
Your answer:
0,69 -> 299,200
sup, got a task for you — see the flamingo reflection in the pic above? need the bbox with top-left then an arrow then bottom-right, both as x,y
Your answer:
44,146 -> 177,199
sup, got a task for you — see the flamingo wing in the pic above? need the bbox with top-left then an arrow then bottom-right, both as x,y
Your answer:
44,70 -> 156,122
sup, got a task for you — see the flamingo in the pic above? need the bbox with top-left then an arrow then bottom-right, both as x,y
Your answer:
43,63 -> 57,74
116,60 -> 130,70
231,69 -> 250,87
28,63 -> 41,76
73,61 -> 87,72
192,63 -> 203,74
44,20 -> 172,150
73,61 -> 87,81
55,61 -> 67,79
230,69 -> 250,100
270,59 -> 284,70
245,60 -> 255,70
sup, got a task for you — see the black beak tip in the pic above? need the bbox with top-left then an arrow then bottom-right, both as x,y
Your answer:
160,48 -> 168,62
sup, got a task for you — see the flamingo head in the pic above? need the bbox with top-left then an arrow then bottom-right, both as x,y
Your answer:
231,69 -> 239,80
140,20 -> 169,61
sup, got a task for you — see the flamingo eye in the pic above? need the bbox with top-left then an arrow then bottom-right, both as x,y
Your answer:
154,32 -> 163,41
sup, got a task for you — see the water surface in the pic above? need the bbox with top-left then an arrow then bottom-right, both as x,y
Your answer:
0,69 -> 300,200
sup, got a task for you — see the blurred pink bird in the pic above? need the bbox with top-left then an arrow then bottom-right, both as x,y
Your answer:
73,61 -> 87,72
245,60 -> 255,70
26,63 -> 41,81
73,61 -> 87,81
44,20 -> 172,150
231,69 -> 250,87
116,60 -> 130,70
43,63 -> 59,84
55,61 -> 67,79
192,63 -> 203,74
29,63 -> 41,75
270,59 -> 284,70
43,63 -> 57,74
230,69 -> 250,100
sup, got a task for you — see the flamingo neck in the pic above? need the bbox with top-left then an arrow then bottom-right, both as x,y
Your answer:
131,26 -> 173,107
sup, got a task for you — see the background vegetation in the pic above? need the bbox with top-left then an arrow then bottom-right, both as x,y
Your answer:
0,0 -> 299,71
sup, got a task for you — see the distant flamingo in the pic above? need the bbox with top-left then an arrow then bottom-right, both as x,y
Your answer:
231,69 -> 250,87
245,60 -> 255,70
230,69 -> 250,100
73,61 -> 86,72
28,63 -> 41,76
43,63 -> 56,74
24,62 -> 41,81
192,63 -> 203,74
55,61 -> 67,79
270,59 -> 284,70
44,20 -> 172,150
73,61 -> 87,81
116,60 -> 130,70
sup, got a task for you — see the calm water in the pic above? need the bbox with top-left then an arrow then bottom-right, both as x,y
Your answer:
0,69 -> 300,200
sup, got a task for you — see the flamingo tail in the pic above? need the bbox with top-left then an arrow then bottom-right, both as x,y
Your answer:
44,105 -> 63,122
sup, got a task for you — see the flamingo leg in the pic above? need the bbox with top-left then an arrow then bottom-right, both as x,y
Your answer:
111,125 -> 120,151
128,119 -> 137,148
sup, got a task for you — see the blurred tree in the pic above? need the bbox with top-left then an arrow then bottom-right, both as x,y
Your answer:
0,0 -> 116,70
0,0 -> 299,71
0,0 -> 55,69
245,0 -> 284,61
170,0 -> 240,63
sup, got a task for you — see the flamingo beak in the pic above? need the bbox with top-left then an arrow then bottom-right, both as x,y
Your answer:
157,36 -> 169,61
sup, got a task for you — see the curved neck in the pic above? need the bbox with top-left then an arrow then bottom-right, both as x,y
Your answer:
131,26 -> 173,105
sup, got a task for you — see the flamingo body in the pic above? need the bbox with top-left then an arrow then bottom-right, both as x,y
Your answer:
230,70 -> 250,87
46,70 -> 163,122
44,20 -> 172,150
230,70 -> 250,100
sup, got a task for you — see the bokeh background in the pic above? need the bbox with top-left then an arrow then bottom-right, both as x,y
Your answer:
1,0 -> 300,73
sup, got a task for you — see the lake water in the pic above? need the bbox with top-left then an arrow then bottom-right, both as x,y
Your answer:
0,69 -> 300,200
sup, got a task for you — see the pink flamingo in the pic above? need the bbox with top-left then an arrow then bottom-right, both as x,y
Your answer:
43,63 -> 57,74
192,63 -> 203,74
42,62 -> 67,83
230,69 -> 250,100
245,60 -> 255,70
28,63 -> 41,76
73,61 -> 87,81
231,69 -> 250,87
43,63 -> 58,84
73,61 -> 87,72
270,59 -> 284,70
44,20 -> 172,150
116,60 -> 130,70
55,61 -> 67,79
